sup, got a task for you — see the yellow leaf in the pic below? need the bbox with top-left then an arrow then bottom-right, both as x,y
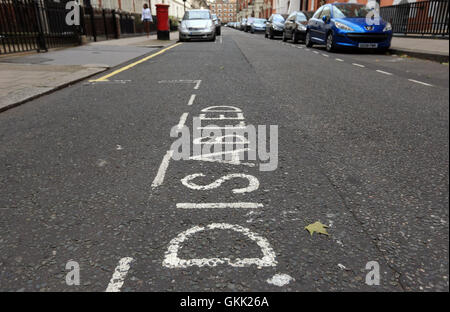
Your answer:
305,221 -> 329,236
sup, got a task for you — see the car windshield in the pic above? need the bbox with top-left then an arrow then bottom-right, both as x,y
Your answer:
273,14 -> 285,23
254,19 -> 266,24
297,13 -> 307,21
333,4 -> 370,18
183,11 -> 211,20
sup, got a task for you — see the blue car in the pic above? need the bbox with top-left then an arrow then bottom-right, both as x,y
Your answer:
305,2 -> 392,52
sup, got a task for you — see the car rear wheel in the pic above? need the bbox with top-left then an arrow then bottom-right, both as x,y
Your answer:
305,31 -> 313,47
326,32 -> 335,52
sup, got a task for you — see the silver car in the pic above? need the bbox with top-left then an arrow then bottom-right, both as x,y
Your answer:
179,10 -> 216,42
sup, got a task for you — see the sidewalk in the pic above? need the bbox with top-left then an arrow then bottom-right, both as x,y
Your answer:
390,37 -> 449,63
0,32 -> 179,112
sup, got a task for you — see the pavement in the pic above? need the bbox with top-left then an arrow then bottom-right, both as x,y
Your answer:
0,32 -> 179,112
390,37 -> 449,63
0,28 -> 448,292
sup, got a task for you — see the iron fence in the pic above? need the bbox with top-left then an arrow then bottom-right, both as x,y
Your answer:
0,0 -> 80,55
380,0 -> 449,38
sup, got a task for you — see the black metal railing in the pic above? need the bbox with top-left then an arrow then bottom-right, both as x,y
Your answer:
380,0 -> 449,38
0,0 -> 80,55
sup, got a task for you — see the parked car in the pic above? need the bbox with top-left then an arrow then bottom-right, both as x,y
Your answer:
179,9 -> 216,42
212,14 -> 221,35
265,13 -> 288,39
250,18 -> 267,33
283,11 -> 309,43
305,3 -> 392,52
244,17 -> 254,32
240,19 -> 247,31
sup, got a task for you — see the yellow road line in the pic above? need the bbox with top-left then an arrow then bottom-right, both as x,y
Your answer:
89,42 -> 183,82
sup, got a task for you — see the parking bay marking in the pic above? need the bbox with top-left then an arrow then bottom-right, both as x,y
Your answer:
105,257 -> 134,292
176,202 -> 264,209
188,94 -> 196,106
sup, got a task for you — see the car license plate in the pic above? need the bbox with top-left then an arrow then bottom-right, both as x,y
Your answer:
359,43 -> 378,48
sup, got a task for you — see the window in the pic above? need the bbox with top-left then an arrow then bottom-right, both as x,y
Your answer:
320,6 -> 331,19
296,12 -> 307,22
312,6 -> 323,19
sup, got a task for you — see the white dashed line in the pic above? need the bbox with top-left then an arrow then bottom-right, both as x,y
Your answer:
322,53 -> 329,57
376,70 -> 393,76
176,202 -> 264,209
335,58 -> 344,62
408,79 -> 433,87
105,257 -> 134,292
177,112 -> 189,130
151,150 -> 174,189
352,63 -> 365,68
187,94 -> 196,106
194,80 -> 202,89
313,51 -> 319,54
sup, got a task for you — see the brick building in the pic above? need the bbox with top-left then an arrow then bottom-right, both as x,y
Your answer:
208,0 -> 238,22
238,0 -> 432,20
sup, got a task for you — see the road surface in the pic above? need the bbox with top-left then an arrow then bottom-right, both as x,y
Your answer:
0,28 -> 448,292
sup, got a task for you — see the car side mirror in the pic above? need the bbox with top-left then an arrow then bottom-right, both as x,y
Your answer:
322,16 -> 329,23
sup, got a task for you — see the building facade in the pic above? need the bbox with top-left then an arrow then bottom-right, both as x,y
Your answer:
208,0 -> 238,22
238,0 -> 428,20
88,0 -> 193,19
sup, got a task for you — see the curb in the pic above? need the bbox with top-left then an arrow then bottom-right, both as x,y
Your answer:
389,47 -> 449,63
0,68 -> 108,114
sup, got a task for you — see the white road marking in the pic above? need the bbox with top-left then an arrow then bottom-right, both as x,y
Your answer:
176,202 -> 263,209
177,112 -> 189,130
352,63 -> 365,68
105,257 -> 134,292
313,51 -> 319,54
151,150 -> 174,189
194,80 -> 202,89
408,79 -> 432,87
376,70 -> 393,75
266,273 -> 294,287
162,223 -> 277,268
181,173 -> 259,194
322,53 -> 329,57
335,58 -> 344,62
187,94 -> 196,106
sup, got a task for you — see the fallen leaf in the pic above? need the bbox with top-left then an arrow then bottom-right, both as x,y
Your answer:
305,221 -> 329,236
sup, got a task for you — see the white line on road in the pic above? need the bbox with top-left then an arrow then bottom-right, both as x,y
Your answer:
176,202 -> 264,209
187,94 -> 196,106
335,58 -> 344,62
151,150 -> 174,189
105,257 -> 134,292
352,63 -> 365,68
408,79 -> 433,87
376,70 -> 393,76
313,51 -> 319,54
194,80 -> 202,89
162,223 -> 277,268
322,53 -> 329,57
177,112 -> 189,130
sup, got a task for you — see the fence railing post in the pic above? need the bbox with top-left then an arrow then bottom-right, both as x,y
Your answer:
33,0 -> 47,52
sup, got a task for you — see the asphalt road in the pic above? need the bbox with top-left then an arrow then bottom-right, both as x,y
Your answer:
0,28 -> 448,292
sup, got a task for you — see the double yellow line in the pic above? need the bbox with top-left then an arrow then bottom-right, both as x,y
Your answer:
90,42 -> 183,82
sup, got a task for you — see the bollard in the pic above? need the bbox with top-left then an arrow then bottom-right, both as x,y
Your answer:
155,4 -> 170,40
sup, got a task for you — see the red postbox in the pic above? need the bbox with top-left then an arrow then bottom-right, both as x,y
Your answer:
155,4 -> 170,40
